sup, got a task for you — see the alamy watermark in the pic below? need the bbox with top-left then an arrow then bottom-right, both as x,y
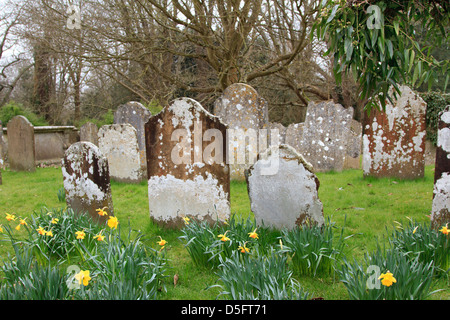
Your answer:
66,4 -> 81,30
366,5 -> 383,30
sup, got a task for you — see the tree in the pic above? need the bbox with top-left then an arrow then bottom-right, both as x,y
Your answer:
314,0 -> 449,111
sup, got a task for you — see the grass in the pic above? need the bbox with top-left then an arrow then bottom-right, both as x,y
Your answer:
0,164 -> 448,300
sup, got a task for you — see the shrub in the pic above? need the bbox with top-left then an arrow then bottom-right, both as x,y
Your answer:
0,101 -> 48,126
421,91 -> 450,145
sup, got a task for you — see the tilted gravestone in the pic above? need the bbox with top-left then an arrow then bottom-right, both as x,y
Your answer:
98,124 -> 143,183
214,83 -> 269,180
246,144 -> 324,230
431,105 -> 450,230
80,122 -> 99,146
7,116 -> 36,172
114,101 -> 152,178
362,85 -> 427,179
145,97 -> 230,228
62,142 -> 113,223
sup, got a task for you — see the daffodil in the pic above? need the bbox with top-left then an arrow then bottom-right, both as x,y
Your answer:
15,224 -> 21,231
51,218 -> 59,224
379,271 -> 397,287
182,216 -> 190,225
94,231 -> 105,242
107,216 -> 119,229
75,230 -> 86,240
238,244 -> 250,254
412,226 -> 418,234
157,236 -> 167,246
46,230 -> 53,237
248,228 -> 259,239
218,231 -> 230,242
5,213 -> 16,221
37,226 -> 46,235
74,270 -> 91,286
0,225 -> 3,233
440,224 -> 449,235
96,207 -> 108,217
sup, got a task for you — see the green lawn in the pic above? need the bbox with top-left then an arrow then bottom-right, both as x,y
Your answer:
0,165 -> 448,300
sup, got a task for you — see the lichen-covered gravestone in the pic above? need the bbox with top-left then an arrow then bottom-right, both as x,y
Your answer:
145,97 -> 230,228
114,101 -> 152,178
301,101 -> 354,172
80,122 -> 99,146
246,144 -> 324,229
98,124 -> 143,183
285,123 -> 304,152
7,115 -> 36,172
362,85 -> 427,179
62,142 -> 114,223
213,83 -> 268,180
431,105 -> 450,229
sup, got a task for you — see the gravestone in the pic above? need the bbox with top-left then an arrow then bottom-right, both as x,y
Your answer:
301,101 -> 353,172
98,124 -> 143,183
362,85 -> 427,179
285,123 -> 304,152
62,142 -> 113,223
214,83 -> 269,180
114,101 -> 152,177
0,120 -> 4,184
344,119 -> 362,169
145,97 -> 230,228
246,144 -> 324,229
80,122 -> 99,146
268,122 -> 286,145
7,116 -> 35,172
431,105 -> 450,230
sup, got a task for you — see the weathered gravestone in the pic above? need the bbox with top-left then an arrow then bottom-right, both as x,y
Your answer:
344,119 -> 363,169
285,123 -> 304,153
145,97 -> 230,228
214,83 -> 269,180
62,142 -> 113,223
114,101 -> 152,177
246,144 -> 324,230
431,105 -> 450,230
98,124 -> 143,183
362,85 -> 427,179
7,116 -> 36,172
80,122 -> 99,146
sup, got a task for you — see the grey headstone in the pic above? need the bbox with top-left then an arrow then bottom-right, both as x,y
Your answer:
246,144 -> 324,230
98,123 -> 143,183
62,142 -> 114,223
7,116 -> 35,172
80,122 -> 99,146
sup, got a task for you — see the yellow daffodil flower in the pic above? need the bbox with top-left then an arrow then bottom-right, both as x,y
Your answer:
96,207 -> 108,217
248,228 -> 259,239
51,218 -> 59,224
412,226 -> 418,234
5,213 -> 16,221
15,224 -> 21,231
182,217 -> 190,225
107,216 -> 119,229
157,236 -> 167,246
440,224 -> 449,235
19,218 -> 27,226
75,270 -> 91,286
75,230 -> 86,240
0,225 -> 3,233
94,232 -> 105,242
379,271 -> 397,287
37,226 -> 46,235
218,231 -> 230,242
238,244 -> 250,254
46,230 -> 53,237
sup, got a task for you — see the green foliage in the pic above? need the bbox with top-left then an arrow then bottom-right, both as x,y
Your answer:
422,91 -> 450,145
281,218 -> 351,276
388,218 -> 449,274
0,101 -> 48,126
313,0 -> 449,111
78,109 -> 114,128
211,248 -> 310,300
337,245 -> 439,300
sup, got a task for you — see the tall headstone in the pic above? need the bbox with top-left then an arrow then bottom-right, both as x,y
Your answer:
145,97 -> 230,228
246,144 -> 324,229
98,124 -> 143,183
214,83 -> 269,180
7,116 -> 35,172
431,105 -> 450,229
62,142 -> 113,223
114,101 -> 152,178
362,85 -> 427,179
80,122 -> 99,146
